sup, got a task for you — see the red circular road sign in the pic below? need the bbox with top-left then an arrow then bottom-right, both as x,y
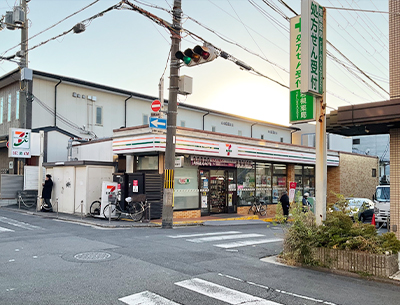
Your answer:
151,100 -> 161,112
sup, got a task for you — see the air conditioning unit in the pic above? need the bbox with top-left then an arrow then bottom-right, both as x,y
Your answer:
13,6 -> 25,25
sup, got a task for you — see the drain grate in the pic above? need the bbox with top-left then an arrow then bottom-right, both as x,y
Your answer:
74,252 -> 111,261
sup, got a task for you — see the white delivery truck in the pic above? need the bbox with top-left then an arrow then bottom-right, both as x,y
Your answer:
373,185 -> 390,227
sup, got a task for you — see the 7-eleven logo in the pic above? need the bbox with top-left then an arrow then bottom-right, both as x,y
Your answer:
106,185 -> 116,194
225,144 -> 232,156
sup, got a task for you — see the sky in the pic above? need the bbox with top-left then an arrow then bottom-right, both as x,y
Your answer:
0,0 -> 389,126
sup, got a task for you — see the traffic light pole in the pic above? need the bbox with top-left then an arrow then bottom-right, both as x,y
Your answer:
162,0 -> 182,229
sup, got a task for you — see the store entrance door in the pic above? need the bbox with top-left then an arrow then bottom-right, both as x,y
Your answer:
200,168 -> 236,215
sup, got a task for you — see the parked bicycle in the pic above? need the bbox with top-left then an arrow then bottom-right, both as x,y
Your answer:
90,194 -> 149,222
248,197 -> 267,216
89,198 -> 101,216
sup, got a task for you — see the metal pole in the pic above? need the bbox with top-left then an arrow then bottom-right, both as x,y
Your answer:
315,8 -> 327,226
162,0 -> 182,229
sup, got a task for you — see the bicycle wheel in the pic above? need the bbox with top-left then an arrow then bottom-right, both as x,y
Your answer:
90,200 -> 101,216
102,203 -> 121,219
128,202 -> 144,222
259,204 -> 268,216
248,204 -> 256,214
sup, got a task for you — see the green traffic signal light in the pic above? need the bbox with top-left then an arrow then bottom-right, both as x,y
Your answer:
183,56 -> 192,65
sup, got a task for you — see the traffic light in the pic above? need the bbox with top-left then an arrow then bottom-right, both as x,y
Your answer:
175,45 -> 218,67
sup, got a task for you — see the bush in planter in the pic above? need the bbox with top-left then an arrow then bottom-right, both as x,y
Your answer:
278,193 -> 400,265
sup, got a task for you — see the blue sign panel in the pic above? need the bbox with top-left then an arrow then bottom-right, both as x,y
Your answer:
149,117 -> 167,129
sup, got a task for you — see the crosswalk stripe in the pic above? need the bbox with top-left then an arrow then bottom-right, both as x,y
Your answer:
119,291 -> 181,305
0,226 -> 14,232
215,238 -> 284,249
0,216 -> 42,231
187,233 -> 265,243
168,231 -> 241,238
175,278 -> 283,305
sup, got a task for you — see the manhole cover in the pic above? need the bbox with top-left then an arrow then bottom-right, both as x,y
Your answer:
74,252 -> 111,261
61,251 -> 120,263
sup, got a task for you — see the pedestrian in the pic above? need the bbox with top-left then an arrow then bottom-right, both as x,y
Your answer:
42,174 -> 53,212
302,192 -> 311,213
280,191 -> 290,222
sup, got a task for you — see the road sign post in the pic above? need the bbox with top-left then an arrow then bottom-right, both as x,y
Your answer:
151,100 -> 162,112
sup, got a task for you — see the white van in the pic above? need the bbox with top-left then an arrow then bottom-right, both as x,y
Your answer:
373,185 -> 390,226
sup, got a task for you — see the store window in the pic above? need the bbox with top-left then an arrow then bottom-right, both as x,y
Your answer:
174,167 -> 199,210
256,162 -> 272,203
272,164 -> 286,203
294,165 -> 315,202
237,165 -> 255,206
137,156 -> 158,170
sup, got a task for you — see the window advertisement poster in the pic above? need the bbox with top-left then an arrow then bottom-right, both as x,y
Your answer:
8,128 -> 31,158
289,15 -> 315,124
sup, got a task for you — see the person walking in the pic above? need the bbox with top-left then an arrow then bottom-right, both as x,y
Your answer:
42,174 -> 53,212
302,192 -> 311,213
280,191 -> 290,222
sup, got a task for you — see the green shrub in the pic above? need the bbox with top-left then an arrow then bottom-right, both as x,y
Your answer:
278,193 -> 400,265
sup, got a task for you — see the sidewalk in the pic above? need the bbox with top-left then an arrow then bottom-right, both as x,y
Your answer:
0,203 -> 276,228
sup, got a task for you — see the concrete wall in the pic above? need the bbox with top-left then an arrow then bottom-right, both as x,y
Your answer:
72,140 -> 113,162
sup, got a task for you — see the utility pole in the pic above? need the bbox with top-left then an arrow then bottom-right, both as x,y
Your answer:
18,0 -> 30,175
162,0 -> 182,229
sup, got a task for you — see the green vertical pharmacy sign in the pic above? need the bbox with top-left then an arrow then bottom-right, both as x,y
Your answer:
289,16 -> 315,124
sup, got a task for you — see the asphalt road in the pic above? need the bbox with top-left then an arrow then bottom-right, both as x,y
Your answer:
1,209 -> 399,305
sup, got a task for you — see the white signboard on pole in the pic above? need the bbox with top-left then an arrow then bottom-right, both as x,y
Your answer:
8,128 -> 31,158
301,0 -> 324,96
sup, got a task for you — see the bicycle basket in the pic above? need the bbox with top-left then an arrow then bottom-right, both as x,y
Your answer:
130,194 -> 146,202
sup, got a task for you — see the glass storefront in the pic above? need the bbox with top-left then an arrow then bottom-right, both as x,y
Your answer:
174,167 -> 199,210
237,166 -> 255,206
256,163 -> 272,203
295,165 -> 315,202
272,164 -> 287,203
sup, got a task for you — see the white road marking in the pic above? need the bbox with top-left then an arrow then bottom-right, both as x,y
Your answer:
168,231 -> 241,238
218,273 -> 339,305
187,233 -> 264,243
0,226 -> 14,232
119,291 -> 181,305
215,238 -> 283,248
175,278 -> 283,305
0,217 -> 42,231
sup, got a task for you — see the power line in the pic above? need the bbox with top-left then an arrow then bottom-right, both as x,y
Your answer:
1,0 -> 101,57
271,0 -> 389,97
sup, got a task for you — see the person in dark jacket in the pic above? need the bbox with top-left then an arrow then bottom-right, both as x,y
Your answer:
42,174 -> 53,211
280,191 -> 290,222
